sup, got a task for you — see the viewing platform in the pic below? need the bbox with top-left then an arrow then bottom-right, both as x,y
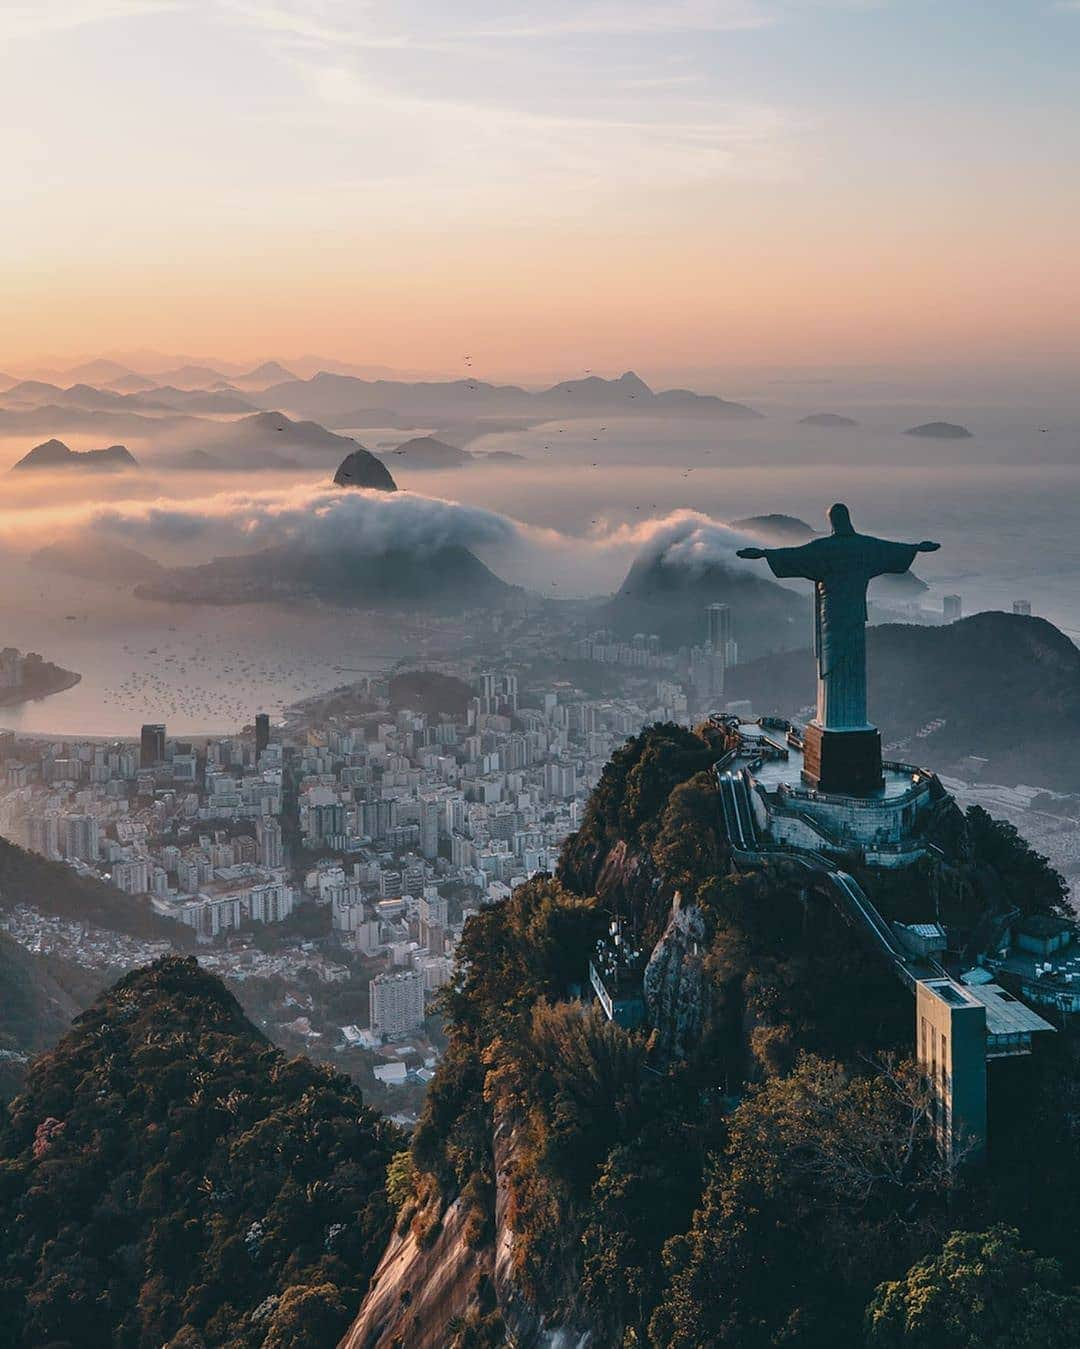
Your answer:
712,715 -> 938,867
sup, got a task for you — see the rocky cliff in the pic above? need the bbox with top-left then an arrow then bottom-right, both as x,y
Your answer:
643,894 -> 710,1060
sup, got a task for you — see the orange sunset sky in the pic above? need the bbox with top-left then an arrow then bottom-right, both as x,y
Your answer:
3,1 -> 1078,380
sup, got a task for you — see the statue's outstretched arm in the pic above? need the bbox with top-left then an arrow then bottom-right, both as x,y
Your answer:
915,540 -> 940,553
736,547 -> 766,559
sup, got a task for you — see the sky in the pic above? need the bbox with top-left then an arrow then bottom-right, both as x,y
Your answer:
2,1 -> 1078,380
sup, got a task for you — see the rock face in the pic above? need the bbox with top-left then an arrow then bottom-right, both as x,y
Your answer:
11,438 -> 137,471
492,1120 -> 595,1349
343,1119 -> 595,1349
332,447 -> 398,491
643,894 -> 711,1059
339,1196 -> 493,1349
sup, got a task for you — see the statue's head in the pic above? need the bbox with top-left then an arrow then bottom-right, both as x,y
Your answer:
828,502 -> 854,535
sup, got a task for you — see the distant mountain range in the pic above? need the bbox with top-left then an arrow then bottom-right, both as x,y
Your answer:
158,412 -> 373,470
378,436 -> 473,469
254,369 -> 763,425
0,404 -> 194,441
0,379 -> 257,415
231,360 -> 298,389
11,439 -> 137,471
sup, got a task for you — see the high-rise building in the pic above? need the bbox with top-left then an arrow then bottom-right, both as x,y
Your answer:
256,815 -> 283,869
419,797 -> 440,861
419,892 -> 449,953
112,857 -> 150,894
1013,600 -> 1032,616
369,969 -> 426,1038
706,603 -> 732,651
140,723 -> 166,768
63,813 -> 99,862
706,602 -> 738,668
255,712 -> 270,757
943,595 -> 963,623
26,813 -> 60,859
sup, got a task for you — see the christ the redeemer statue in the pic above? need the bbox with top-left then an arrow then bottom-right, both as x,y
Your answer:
737,503 -> 940,795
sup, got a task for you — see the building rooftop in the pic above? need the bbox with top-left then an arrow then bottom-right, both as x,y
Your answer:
906,922 -> 946,940
964,982 -> 1056,1038
1016,914 -> 1073,939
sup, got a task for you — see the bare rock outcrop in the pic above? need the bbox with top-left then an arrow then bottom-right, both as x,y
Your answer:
339,1197 -> 492,1349
643,893 -> 710,1059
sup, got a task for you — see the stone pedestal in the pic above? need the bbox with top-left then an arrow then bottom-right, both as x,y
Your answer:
802,723 -> 884,796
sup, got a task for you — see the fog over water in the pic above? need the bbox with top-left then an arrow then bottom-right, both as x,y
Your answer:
2,371 -> 1078,736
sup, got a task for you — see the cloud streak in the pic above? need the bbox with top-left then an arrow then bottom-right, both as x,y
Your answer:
473,1 -> 774,38
1,1 -> 180,42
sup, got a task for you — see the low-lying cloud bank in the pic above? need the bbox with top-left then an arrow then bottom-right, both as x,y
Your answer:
5,479 -> 771,597
89,484 -> 521,557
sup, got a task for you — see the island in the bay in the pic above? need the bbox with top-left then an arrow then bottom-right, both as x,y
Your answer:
0,647 -> 81,707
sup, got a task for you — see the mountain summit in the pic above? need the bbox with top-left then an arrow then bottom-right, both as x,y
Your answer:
10,439 -> 137,471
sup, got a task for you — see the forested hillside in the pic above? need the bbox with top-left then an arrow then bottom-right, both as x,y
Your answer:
0,834 -> 193,944
0,957 -> 399,1348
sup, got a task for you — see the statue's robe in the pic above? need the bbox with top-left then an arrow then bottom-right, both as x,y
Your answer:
759,532 -> 921,730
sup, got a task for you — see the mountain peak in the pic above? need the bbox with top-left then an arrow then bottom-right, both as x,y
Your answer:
11,440 -> 137,471
617,370 -> 653,393
333,447 -> 398,491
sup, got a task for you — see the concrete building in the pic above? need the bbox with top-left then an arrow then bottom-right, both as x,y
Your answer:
255,712 -> 270,758
63,813 -> 99,862
370,969 -> 426,1038
140,724 -> 166,768
917,977 -> 1055,1165
943,594 -> 963,623
917,979 -> 988,1164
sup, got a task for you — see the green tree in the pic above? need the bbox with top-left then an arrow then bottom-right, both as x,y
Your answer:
262,1281 -> 348,1348
965,805 -> 1069,915
865,1225 -> 1080,1348
386,1149 -> 418,1213
0,957 -> 399,1348
650,1055 -> 953,1348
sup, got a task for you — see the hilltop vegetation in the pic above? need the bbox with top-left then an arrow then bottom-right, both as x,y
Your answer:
0,957 -> 399,1348
366,721 -> 1080,1347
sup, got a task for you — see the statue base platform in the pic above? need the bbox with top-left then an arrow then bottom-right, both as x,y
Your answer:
801,724 -> 884,796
